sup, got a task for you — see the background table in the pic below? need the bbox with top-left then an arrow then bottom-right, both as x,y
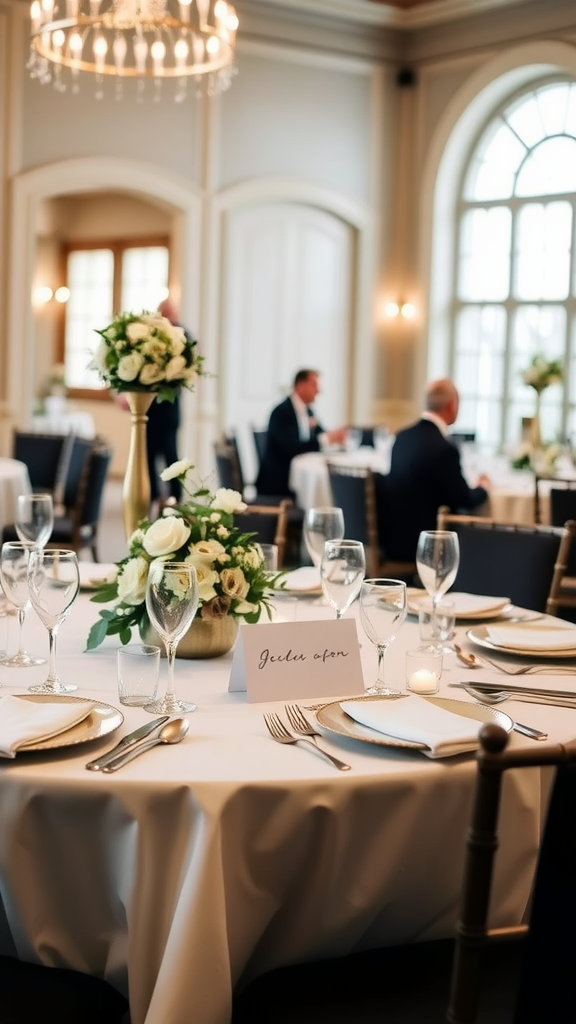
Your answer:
1,593 -> 573,1024
0,457 -> 31,533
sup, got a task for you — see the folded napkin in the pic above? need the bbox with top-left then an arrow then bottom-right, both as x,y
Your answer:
486,626 -> 576,651
280,567 -> 321,593
409,591 -> 509,617
341,697 -> 481,758
0,695 -> 95,758
78,563 -> 118,589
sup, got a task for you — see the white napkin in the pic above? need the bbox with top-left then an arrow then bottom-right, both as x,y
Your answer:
341,697 -> 481,758
78,563 -> 118,589
486,626 -> 576,651
280,567 -> 321,593
409,591 -> 509,617
0,695 -> 95,758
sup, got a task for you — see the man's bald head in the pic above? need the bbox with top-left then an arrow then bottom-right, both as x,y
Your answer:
425,378 -> 459,425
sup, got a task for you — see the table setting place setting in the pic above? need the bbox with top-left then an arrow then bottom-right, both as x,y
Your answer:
1,501 -> 574,770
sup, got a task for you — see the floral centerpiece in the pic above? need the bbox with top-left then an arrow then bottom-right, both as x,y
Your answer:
521,354 -> 564,450
90,310 -> 204,402
87,460 -> 280,652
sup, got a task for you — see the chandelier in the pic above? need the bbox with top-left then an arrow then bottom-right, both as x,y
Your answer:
28,0 -> 239,100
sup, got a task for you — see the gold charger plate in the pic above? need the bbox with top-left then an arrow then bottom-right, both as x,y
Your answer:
316,695 -> 512,751
14,695 -> 123,752
467,623 -> 576,659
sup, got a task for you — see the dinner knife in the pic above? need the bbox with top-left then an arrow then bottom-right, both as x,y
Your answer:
85,716 -> 170,771
449,681 -> 576,701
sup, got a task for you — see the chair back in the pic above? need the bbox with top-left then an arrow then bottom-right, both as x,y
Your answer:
214,441 -> 244,493
223,432 -> 248,490
234,500 -> 292,567
437,506 -> 574,614
327,462 -> 377,574
448,723 -> 576,1024
80,443 -> 112,529
251,427 -> 268,469
12,431 -> 68,493
62,437 -> 94,511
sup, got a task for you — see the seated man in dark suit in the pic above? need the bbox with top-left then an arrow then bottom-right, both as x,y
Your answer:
376,378 -> 491,562
256,369 -> 347,498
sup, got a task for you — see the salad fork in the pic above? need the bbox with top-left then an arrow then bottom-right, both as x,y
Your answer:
263,712 -> 351,771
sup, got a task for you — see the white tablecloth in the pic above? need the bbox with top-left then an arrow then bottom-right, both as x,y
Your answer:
1,593 -> 573,1024
289,448 -> 576,526
31,411 -> 96,439
0,457 -> 31,532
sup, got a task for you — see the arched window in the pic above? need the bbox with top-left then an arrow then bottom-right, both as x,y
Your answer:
451,78 -> 576,448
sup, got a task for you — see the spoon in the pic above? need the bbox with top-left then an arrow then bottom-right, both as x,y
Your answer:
454,643 -> 483,668
460,685 -> 548,741
101,718 -> 190,772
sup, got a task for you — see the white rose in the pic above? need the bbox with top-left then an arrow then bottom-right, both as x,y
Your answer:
220,566 -> 249,600
242,547 -> 263,570
117,556 -> 149,605
117,352 -> 145,382
126,321 -> 149,343
91,338 -> 110,373
167,325 -> 186,355
142,338 -> 166,361
185,555 -> 219,602
139,362 -> 165,385
143,516 -> 191,557
213,488 -> 247,514
191,539 -> 226,562
161,458 -> 194,482
165,355 -> 187,381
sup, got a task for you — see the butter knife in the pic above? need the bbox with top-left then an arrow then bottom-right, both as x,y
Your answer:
85,716 -> 170,771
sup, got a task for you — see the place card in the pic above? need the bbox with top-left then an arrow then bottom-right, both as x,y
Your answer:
228,619 -> 364,702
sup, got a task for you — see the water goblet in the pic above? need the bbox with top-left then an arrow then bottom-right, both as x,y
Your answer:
359,578 -> 408,695
144,561 -> 199,715
0,542 -> 45,667
27,548 -> 80,693
303,506 -> 344,568
16,493 -> 54,549
320,539 -> 365,619
416,530 -> 460,648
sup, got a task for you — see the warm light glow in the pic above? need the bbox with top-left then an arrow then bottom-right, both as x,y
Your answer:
383,301 -> 400,318
33,285 -> 53,305
400,302 -> 416,319
28,0 -> 239,99
54,286 -> 70,303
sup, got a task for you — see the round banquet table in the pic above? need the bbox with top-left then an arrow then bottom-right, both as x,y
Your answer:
1,591 -> 575,1024
0,457 -> 31,533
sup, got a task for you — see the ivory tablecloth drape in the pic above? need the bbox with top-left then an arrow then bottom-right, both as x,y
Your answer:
2,592 -> 574,1024
0,458 -> 31,534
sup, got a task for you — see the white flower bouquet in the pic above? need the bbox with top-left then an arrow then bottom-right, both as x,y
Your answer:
87,460 -> 280,649
91,311 -> 204,403
522,355 -> 563,394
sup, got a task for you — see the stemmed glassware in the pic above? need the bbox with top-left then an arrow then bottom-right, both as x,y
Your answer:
416,530 -> 460,652
26,549 -> 80,693
320,539 -> 365,619
303,506 -> 344,568
359,578 -> 408,695
144,561 -> 199,715
16,493 -> 54,550
0,542 -> 46,667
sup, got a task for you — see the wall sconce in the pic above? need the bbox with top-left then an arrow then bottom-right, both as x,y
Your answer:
383,300 -> 416,320
54,286 -> 70,303
33,285 -> 53,306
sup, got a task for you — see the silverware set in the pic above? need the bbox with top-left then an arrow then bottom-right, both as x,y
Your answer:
85,716 -> 188,771
454,643 -> 576,675
263,706 -> 351,771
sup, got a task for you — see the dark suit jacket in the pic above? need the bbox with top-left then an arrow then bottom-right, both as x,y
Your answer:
376,418 -> 488,562
255,396 -> 323,497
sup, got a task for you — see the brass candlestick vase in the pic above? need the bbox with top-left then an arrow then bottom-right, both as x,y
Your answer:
531,391 -> 542,451
122,391 -> 155,539
146,614 -> 239,659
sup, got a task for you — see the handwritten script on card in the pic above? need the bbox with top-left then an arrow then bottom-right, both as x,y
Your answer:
229,619 -> 364,702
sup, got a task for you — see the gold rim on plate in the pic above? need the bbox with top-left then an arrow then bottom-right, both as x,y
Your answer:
466,624 -> 576,659
316,694 -> 512,751
406,589 -> 512,621
14,694 -> 124,753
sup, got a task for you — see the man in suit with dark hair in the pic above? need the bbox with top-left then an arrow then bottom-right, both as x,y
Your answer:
376,378 -> 491,562
256,369 -> 347,498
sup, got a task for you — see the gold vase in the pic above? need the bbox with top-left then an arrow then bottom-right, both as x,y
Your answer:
531,391 -> 542,451
146,615 -> 239,660
122,391 -> 155,539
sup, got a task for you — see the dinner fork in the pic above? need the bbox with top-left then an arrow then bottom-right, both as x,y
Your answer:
263,712 -> 351,771
479,654 -> 576,676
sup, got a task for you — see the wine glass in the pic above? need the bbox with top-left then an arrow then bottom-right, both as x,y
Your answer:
359,578 -> 408,695
320,539 -> 365,618
16,493 -> 54,549
27,549 -> 80,693
144,561 -> 199,715
0,542 -> 45,667
416,531 -> 460,651
303,506 -> 344,567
